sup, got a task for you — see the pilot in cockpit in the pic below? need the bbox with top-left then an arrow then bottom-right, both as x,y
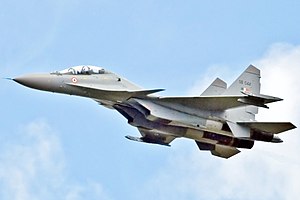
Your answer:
80,66 -> 90,74
53,65 -> 106,75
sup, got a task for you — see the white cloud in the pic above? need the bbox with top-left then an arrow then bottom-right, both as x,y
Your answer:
0,119 -> 111,200
187,63 -> 234,96
140,43 -> 300,200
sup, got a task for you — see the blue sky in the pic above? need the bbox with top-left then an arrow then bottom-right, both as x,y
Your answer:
1,1 -> 300,199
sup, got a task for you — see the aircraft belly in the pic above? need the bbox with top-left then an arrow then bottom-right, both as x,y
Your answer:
185,129 -> 228,145
185,129 -> 205,141
227,121 -> 251,138
114,98 -> 256,153
186,128 -> 254,149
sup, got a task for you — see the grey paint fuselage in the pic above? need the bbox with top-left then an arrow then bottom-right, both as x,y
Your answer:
14,70 -> 233,143
13,65 -> 296,158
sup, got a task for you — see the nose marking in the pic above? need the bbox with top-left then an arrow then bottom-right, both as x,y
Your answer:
71,77 -> 78,83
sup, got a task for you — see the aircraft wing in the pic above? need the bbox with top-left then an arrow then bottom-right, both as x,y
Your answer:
195,141 -> 240,159
155,92 -> 283,111
155,96 -> 243,110
237,122 -> 296,134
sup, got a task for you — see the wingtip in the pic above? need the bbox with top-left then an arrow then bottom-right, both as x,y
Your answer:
155,89 -> 165,93
3,77 -> 13,81
291,123 -> 297,129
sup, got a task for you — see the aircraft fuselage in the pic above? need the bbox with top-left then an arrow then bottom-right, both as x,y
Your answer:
12,65 -> 296,158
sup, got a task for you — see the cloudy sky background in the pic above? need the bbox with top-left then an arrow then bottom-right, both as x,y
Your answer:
1,1 -> 300,199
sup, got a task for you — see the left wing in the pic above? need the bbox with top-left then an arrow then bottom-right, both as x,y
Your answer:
155,96 -> 243,111
153,93 -> 282,111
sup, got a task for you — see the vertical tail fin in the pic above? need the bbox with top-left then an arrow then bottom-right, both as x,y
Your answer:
201,78 -> 227,96
223,65 -> 261,95
224,65 -> 261,122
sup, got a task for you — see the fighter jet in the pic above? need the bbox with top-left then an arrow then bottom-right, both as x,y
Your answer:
13,65 -> 296,158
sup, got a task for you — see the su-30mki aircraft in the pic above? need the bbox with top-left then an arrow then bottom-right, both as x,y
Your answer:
13,65 -> 296,158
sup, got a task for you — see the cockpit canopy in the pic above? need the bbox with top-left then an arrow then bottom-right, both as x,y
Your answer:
56,65 -> 106,75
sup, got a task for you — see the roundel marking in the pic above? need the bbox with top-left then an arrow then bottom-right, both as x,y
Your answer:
71,77 -> 78,83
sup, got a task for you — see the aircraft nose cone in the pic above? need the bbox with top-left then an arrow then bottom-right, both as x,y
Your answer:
13,74 -> 52,91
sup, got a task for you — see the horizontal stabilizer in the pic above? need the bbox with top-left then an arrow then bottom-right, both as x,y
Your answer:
195,141 -> 240,159
241,90 -> 283,103
239,90 -> 283,108
237,122 -> 296,134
